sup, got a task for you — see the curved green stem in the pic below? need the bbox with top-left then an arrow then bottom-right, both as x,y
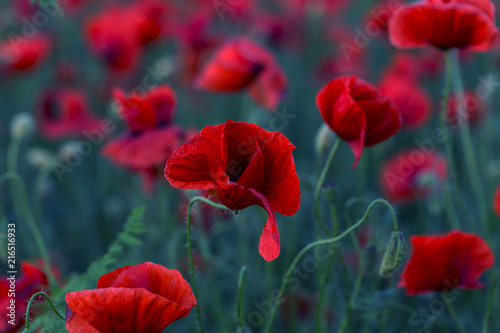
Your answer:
25,291 -> 64,330
441,52 -> 476,231
0,172 -> 57,289
448,49 -> 488,231
263,199 -> 398,333
236,265 -> 247,333
186,196 -> 229,333
482,273 -> 500,333
445,299 -> 466,333
314,138 -> 341,233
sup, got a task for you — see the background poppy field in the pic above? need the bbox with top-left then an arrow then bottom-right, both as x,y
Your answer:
1,0 -> 500,332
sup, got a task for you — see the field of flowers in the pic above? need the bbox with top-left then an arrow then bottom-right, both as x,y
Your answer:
0,0 -> 500,332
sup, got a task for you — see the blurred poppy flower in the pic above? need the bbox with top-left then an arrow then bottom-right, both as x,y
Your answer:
65,262 -> 196,332
380,149 -> 448,202
164,120 -> 301,261
399,231 -> 494,295
316,75 -> 401,167
0,261 -> 59,333
126,0 -> 168,45
0,36 -> 50,72
379,75 -> 431,129
37,89 -> 102,139
85,9 -> 140,72
445,91 -> 486,126
389,0 -> 498,51
102,85 -> 186,191
193,37 -> 287,110
493,184 -> 500,217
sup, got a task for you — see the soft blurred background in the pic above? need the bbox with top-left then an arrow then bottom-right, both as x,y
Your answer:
0,0 -> 499,332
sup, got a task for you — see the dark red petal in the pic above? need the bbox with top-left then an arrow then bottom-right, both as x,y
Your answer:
249,65 -> 287,110
360,96 -> 401,147
165,123 -> 226,190
399,231 -> 494,295
96,266 -> 131,289
110,262 -> 198,307
193,38 -> 269,91
102,126 -> 183,170
494,184 -> 500,217
65,307 -> 99,333
389,1 -> 498,51
258,132 -> 300,216
65,287 -> 195,333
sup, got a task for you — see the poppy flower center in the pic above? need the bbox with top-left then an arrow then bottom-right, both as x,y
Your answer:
43,98 -> 62,120
227,158 -> 250,182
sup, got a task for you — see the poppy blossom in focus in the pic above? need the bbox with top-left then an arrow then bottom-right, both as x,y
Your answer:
37,89 -> 102,139
164,120 -> 301,261
379,75 -> 431,129
0,261 -> 59,333
0,36 -> 51,72
399,231 -> 494,295
493,184 -> 500,217
445,91 -> 486,126
102,85 -> 187,191
65,262 -> 196,332
193,37 -> 287,110
389,0 -> 498,51
316,75 -> 401,167
380,149 -> 448,202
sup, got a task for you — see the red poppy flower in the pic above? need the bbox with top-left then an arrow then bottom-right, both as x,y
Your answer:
0,36 -> 51,71
65,262 -> 196,333
388,0 -> 498,51
102,85 -> 185,191
37,89 -> 102,139
85,9 -> 140,72
445,91 -> 486,126
164,120 -> 301,261
399,231 -> 494,295
379,75 -> 431,129
316,75 -> 401,167
0,261 -> 59,333
126,0 -> 168,45
193,37 -> 287,110
493,184 -> 500,217
380,149 -> 448,202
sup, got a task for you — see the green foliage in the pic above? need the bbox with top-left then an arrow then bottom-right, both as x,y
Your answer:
29,0 -> 64,17
30,207 -> 147,332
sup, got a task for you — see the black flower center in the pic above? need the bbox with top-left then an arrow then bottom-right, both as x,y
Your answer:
227,158 -> 250,182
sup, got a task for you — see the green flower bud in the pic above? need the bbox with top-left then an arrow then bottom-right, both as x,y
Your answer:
315,124 -> 336,155
379,231 -> 407,278
10,112 -> 36,140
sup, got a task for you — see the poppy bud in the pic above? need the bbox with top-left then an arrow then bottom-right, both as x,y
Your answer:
26,148 -> 54,168
379,231 -> 407,278
315,124 -> 336,155
10,112 -> 36,140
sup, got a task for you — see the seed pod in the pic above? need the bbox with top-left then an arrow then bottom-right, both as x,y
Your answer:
379,231 -> 407,278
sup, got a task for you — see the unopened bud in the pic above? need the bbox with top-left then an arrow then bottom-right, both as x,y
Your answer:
58,141 -> 81,163
10,112 -> 36,140
26,148 -> 54,168
379,231 -> 407,278
315,124 -> 336,155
